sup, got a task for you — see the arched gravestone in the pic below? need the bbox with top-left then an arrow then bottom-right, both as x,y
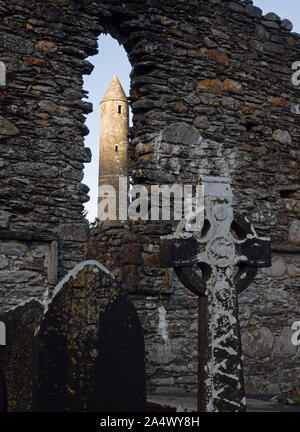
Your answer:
35,260 -> 146,412
0,300 -> 43,412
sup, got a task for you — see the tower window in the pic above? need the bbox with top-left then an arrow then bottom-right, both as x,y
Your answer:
115,145 -> 118,152
118,105 -> 122,114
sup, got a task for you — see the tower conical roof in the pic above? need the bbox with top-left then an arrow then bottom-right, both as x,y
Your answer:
101,75 -> 127,104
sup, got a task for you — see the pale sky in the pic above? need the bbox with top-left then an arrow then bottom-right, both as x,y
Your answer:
83,1 -> 300,222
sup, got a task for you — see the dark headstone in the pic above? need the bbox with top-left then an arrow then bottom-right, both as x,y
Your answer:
35,261 -> 146,412
0,356 -> 7,412
0,300 -> 43,412
93,294 -> 146,411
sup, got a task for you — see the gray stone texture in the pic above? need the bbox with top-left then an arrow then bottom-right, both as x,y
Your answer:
0,241 -> 52,313
0,0 -> 299,399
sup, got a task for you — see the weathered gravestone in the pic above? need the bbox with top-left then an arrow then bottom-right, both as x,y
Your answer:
0,356 -> 7,412
0,300 -> 43,412
34,260 -> 146,412
0,321 -> 6,411
160,177 -> 271,412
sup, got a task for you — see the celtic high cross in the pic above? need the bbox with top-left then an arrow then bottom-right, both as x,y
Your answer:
160,177 -> 271,412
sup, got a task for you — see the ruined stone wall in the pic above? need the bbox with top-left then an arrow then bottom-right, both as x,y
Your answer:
0,239 -> 56,312
241,253 -> 300,395
0,0 -> 299,399
0,0 -> 94,313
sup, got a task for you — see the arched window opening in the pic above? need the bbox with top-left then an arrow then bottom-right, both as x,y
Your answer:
83,34 -> 132,224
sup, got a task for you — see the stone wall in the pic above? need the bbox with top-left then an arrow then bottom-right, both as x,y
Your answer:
0,239 -> 56,313
241,254 -> 300,395
0,0 -> 299,400
86,224 -> 199,394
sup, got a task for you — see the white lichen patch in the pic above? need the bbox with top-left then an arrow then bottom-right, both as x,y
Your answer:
158,306 -> 170,344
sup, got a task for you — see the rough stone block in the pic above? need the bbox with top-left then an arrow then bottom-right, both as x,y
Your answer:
0,259 -> 8,270
289,221 -> 300,245
197,79 -> 224,95
242,327 -> 274,360
35,40 -> 58,53
272,129 -> 292,145
262,257 -> 286,278
291,103 -> 300,115
281,19 -> 293,31
0,211 -> 11,229
245,4 -> 262,18
59,223 -> 90,242
0,241 -> 28,257
273,327 -> 298,359
0,117 -> 19,136
0,270 -> 37,284
224,79 -> 242,94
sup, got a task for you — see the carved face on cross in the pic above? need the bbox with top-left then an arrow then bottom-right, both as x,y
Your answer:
160,177 -> 271,412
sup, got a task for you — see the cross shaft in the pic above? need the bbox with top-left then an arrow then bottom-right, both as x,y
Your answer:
160,177 -> 271,412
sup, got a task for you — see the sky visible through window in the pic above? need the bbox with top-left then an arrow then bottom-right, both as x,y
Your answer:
83,0 -> 300,222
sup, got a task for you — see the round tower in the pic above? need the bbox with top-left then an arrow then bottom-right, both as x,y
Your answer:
98,75 -> 129,220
